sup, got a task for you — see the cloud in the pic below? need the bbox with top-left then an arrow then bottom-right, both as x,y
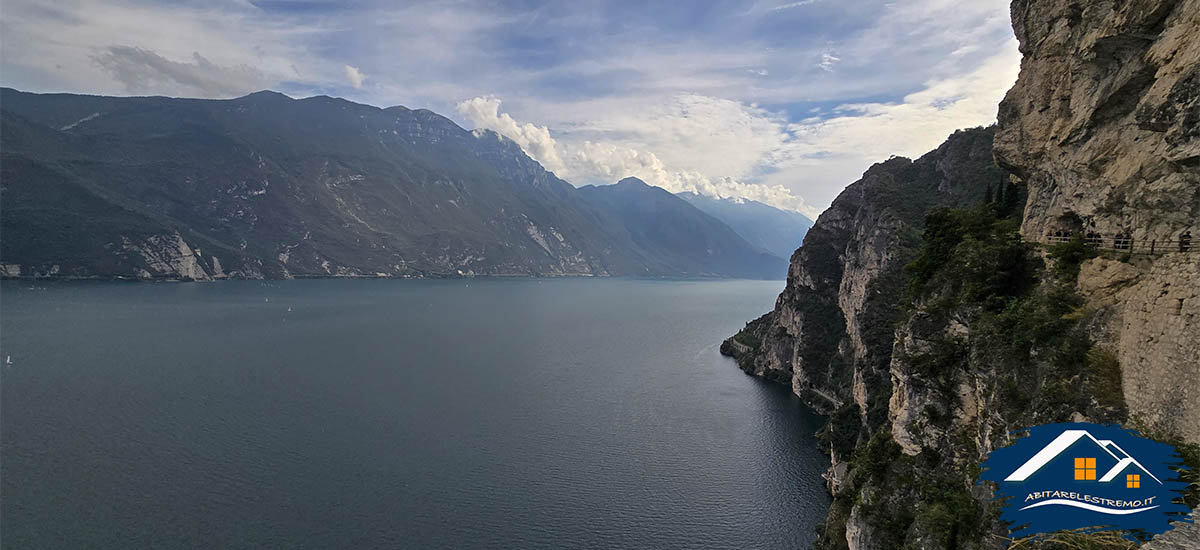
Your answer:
818,52 -> 840,72
761,39 -> 1022,205
523,94 -> 792,183
457,96 -> 568,176
0,0 -> 338,99
457,95 -> 820,218
569,140 -> 818,216
771,1 -> 820,11
344,65 -> 366,88
91,46 -> 271,98
456,33 -> 1018,219
790,41 -> 1019,161
1,0 -> 1018,215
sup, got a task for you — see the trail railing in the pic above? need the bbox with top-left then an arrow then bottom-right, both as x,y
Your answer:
1041,233 -> 1194,255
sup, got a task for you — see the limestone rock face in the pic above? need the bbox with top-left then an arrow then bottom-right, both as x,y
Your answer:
719,128 -> 1003,549
996,0 -> 1199,243
721,127 -> 1001,415
120,233 -> 213,281
996,0 -> 1200,444
1079,255 -> 1200,440
843,504 -> 878,550
1143,519 -> 1200,549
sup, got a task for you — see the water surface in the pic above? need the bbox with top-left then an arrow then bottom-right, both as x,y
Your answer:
1,278 -> 829,549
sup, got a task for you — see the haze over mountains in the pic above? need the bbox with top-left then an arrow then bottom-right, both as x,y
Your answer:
0,88 -> 800,280
677,192 -> 813,260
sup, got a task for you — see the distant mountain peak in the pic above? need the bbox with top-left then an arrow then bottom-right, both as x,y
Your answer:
577,180 -> 786,278
241,90 -> 291,100
615,176 -> 649,187
677,191 -> 813,260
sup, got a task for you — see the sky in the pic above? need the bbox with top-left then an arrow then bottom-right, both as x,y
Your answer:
0,0 -> 1020,218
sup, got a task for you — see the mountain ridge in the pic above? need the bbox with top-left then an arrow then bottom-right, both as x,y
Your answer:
676,191 -> 813,261
578,177 -> 787,279
0,88 -> 783,280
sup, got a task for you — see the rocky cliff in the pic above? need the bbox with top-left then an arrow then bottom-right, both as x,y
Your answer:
723,0 -> 1198,548
723,126 -> 1026,549
995,0 -> 1200,444
721,126 -> 1004,415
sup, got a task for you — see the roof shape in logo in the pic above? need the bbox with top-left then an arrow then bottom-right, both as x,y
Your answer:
1004,429 -> 1161,484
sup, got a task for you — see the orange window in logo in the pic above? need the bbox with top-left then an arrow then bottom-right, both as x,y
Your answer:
1074,457 -> 1097,480
1127,474 -> 1141,488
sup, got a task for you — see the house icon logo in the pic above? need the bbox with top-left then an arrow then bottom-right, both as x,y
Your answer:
979,423 -> 1191,541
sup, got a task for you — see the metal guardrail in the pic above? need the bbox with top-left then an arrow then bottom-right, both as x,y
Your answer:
1042,234 -> 1195,255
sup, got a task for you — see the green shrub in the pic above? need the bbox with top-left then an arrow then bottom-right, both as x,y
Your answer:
916,477 -> 982,548
1085,348 -> 1125,412
732,326 -> 761,351
904,204 -> 1035,310
854,428 -> 902,485
821,404 -> 863,458
1046,234 -> 1097,281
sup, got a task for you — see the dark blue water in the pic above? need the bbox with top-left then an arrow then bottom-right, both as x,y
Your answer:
1,279 -> 829,549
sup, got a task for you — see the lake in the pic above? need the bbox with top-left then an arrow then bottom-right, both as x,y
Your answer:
1,278 -> 829,549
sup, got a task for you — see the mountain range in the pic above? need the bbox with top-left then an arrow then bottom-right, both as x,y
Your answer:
677,192 -> 813,261
0,88 -> 792,281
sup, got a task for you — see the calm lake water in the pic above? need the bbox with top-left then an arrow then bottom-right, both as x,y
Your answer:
1,278 -> 829,549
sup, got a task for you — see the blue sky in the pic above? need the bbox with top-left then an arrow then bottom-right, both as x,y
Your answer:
0,0 -> 1019,216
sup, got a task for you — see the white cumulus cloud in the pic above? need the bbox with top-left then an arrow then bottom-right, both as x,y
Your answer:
762,39 -> 1021,200
570,140 -> 816,215
4,0 -> 1018,219
455,36 -> 1018,221
456,96 -> 568,176
456,95 -> 819,218
344,65 -> 366,89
